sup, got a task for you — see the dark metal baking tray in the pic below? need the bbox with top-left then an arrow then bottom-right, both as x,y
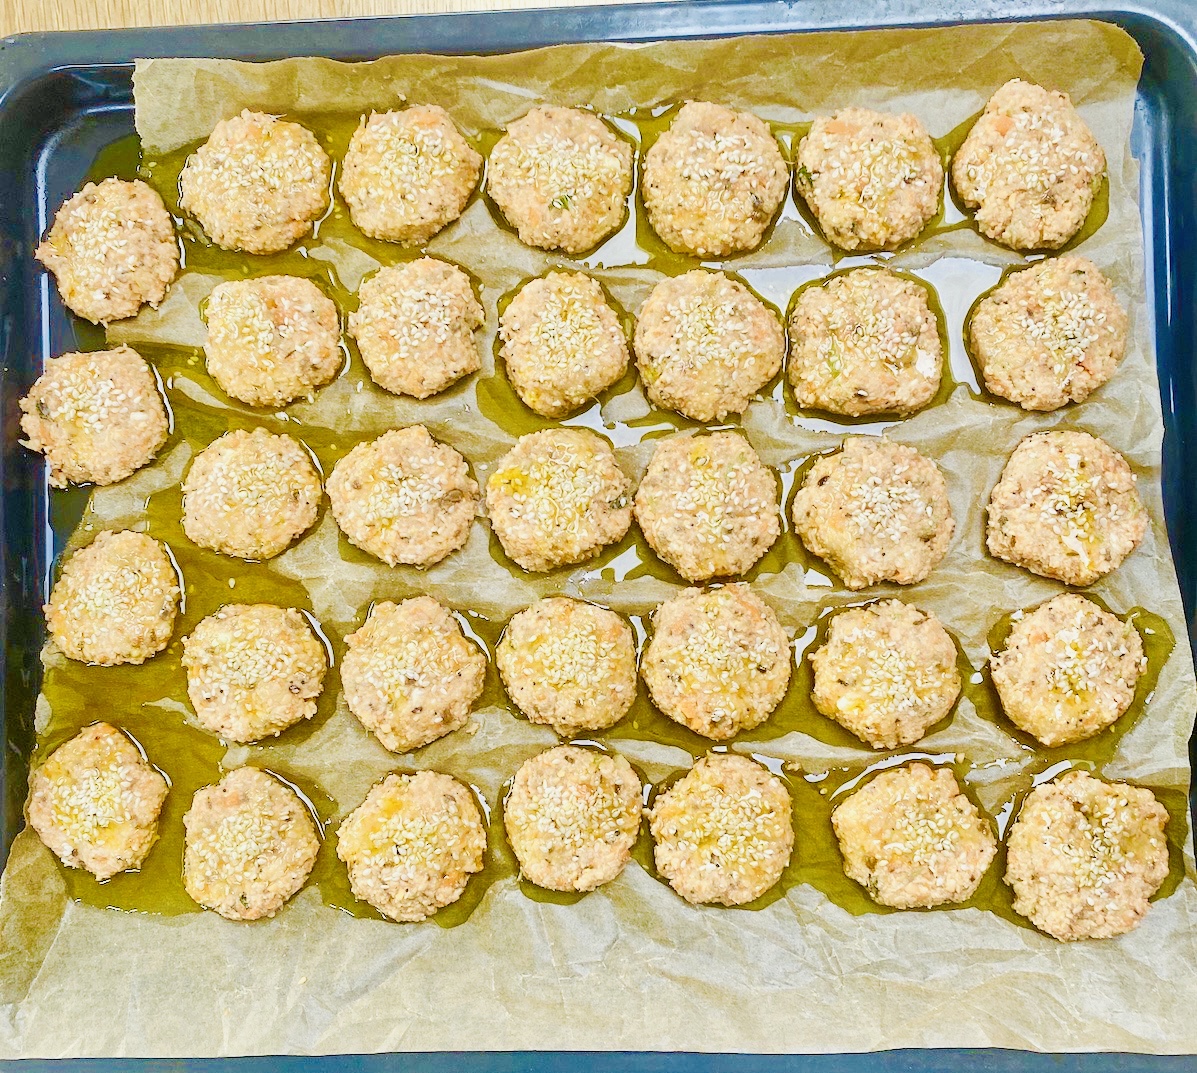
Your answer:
2,0 -> 1196,1068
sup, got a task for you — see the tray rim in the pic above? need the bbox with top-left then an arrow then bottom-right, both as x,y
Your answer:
1,2 -> 1196,1067
2,0 -> 1197,74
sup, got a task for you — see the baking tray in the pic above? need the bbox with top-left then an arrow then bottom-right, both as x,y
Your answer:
1,0 -> 1195,1068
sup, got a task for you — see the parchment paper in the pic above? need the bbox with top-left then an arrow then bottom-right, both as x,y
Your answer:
2,19 -> 1196,1058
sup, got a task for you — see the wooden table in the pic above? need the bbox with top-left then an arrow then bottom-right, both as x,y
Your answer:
2,0 -> 633,37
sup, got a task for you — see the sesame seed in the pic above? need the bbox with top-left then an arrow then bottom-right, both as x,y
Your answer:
339,773 -> 485,886
1015,285 -> 1104,384
489,432 -> 628,553
850,473 -> 923,542
183,115 -> 325,200
34,725 -> 164,856
669,591 -> 784,715
802,119 -> 930,214
507,751 -> 638,856
834,622 -> 942,716
674,129 -> 776,224
806,273 -> 926,376
491,130 -> 626,208
37,357 -> 132,433
502,277 -> 610,379
346,111 -> 470,204
655,763 -> 790,881
667,449 -> 771,546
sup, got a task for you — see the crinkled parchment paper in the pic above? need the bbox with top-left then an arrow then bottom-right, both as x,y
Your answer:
2,19 -> 1196,1058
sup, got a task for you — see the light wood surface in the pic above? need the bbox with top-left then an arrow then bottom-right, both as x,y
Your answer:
2,0 -> 639,38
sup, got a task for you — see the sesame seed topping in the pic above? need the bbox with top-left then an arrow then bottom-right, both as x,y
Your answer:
664,590 -> 784,723
488,432 -> 630,564
183,113 -> 325,197
359,622 -> 462,699
337,773 -> 486,908
208,281 -> 331,371
834,622 -> 943,716
36,358 -> 133,433
43,744 -> 142,844
882,798 -> 962,868
1043,607 -> 1133,696
185,430 -> 319,520
849,473 -> 925,542
505,454 -> 603,528
45,531 -> 179,664
1015,286 -> 1104,383
667,445 -> 772,546
803,272 -> 928,377
179,111 -> 329,252
184,607 -> 322,696
642,102 -> 788,256
506,749 -> 639,859
346,110 -> 473,204
1033,456 -> 1103,552
663,292 -> 749,371
29,723 -> 168,879
674,129 -> 776,223
639,273 -> 781,397
492,129 -> 626,209
1043,784 -> 1137,890
503,276 -> 612,378
346,599 -> 481,719
800,112 -> 935,217
368,462 -> 446,523
35,178 -> 178,324
652,756 -> 792,890
185,777 -> 315,898
970,107 -> 1094,202
354,280 -> 456,359
348,259 -> 483,398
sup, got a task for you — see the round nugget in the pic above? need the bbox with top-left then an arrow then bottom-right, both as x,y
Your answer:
634,431 -> 780,581
990,593 -> 1145,747
986,430 -> 1146,586
504,745 -> 642,893
812,600 -> 960,750
649,753 -> 793,906
488,106 -> 633,254
181,604 -> 328,744
35,178 -> 178,325
787,269 -> 942,417
45,530 -> 179,666
1005,769 -> 1169,940
791,438 -> 955,590
337,771 -> 486,922
831,762 -> 996,909
183,767 -> 320,921
348,258 -> 483,399
952,80 -> 1105,250
341,596 -> 486,753
498,271 -> 629,418
795,107 -> 943,252
970,256 -> 1128,411
642,101 -> 787,257
634,270 -> 784,422
328,426 -> 479,569
182,428 -> 321,560
20,346 -> 169,488
179,110 -> 330,254
339,105 -> 481,245
203,275 -> 342,408
642,584 -> 790,740
486,428 -> 632,572
497,597 -> 636,736
27,722 -> 168,881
